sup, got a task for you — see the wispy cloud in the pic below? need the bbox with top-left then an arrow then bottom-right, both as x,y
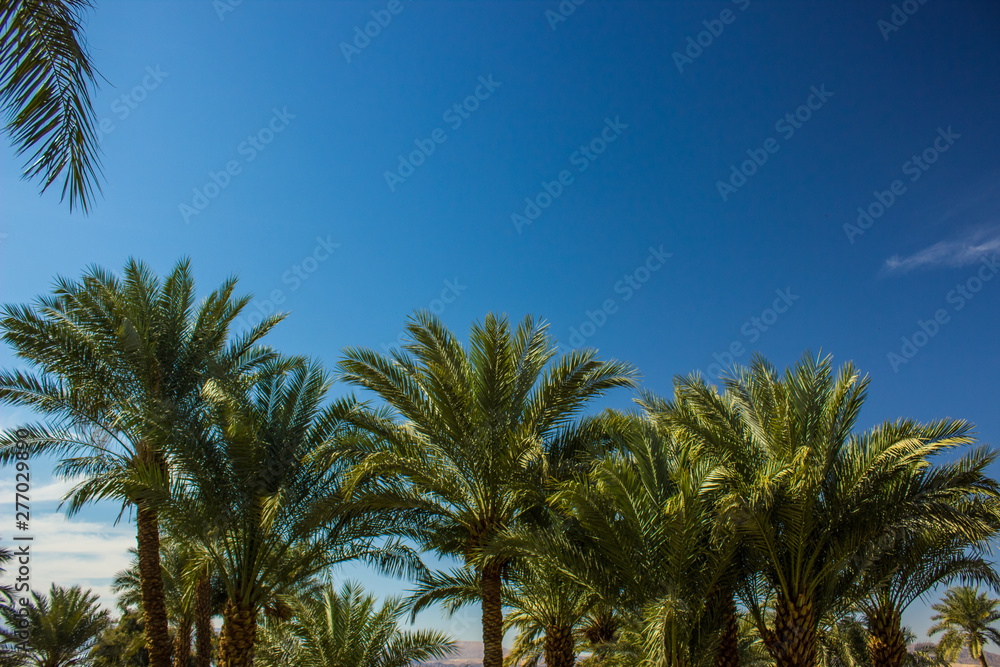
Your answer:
0,476 -> 82,504
883,227 -> 1000,274
1,512 -> 134,613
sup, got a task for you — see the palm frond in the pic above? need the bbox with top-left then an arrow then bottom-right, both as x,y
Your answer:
0,0 -> 103,211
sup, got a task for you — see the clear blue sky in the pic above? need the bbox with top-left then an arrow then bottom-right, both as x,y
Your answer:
2,0 -> 999,644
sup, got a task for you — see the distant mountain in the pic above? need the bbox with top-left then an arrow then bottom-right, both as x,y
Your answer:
911,643 -> 1000,666
424,642 -> 1000,667
415,640 -> 500,666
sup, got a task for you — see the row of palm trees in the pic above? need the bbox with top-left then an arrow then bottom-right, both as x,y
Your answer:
0,258 -> 998,667
0,565 -> 459,667
2,568 -> 998,667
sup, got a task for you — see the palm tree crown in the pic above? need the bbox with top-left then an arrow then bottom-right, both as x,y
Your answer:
256,581 -> 456,667
929,587 -> 1000,667
665,352 -> 1000,667
533,417 -> 734,667
0,584 -> 110,667
338,311 -> 638,667
160,357 -> 423,667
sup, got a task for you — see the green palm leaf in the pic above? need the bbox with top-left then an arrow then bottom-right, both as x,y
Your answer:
0,0 -> 103,212
256,581 -> 456,667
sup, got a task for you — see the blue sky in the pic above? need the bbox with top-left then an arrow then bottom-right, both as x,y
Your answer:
2,0 -> 1000,644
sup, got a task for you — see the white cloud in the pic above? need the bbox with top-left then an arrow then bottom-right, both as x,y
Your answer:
3,510 -> 134,614
883,227 -> 1000,274
0,476 -> 81,504
0,453 -> 132,613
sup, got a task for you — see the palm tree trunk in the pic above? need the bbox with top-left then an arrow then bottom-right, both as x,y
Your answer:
218,599 -> 257,667
137,505 -> 173,667
765,592 -> 817,667
664,643 -> 692,667
545,624 -> 576,667
481,565 -> 504,667
715,591 -> 741,667
978,650 -> 990,667
867,603 -> 906,667
172,616 -> 192,667
194,575 -> 213,667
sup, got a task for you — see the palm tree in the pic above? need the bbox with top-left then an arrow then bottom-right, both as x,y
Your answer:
256,581 -> 455,667
338,311 -> 638,667
732,603 -> 871,667
112,539 -> 226,667
737,615 -> 775,667
191,567 -> 217,667
0,546 -> 22,667
159,358 -> 425,667
638,391 -> 749,667
0,584 -> 110,667
118,512 -> 224,667
581,602 -> 620,644
0,258 -> 282,667
113,547 -> 188,667
0,0 -> 103,212
665,353 -> 1000,667
502,562 -> 598,667
929,587 -> 1000,667
816,614 -> 870,667
531,420 -> 735,667
88,610 -> 150,667
406,559 -> 597,667
115,549 -> 222,667
853,527 -> 1000,667
902,629 -> 949,667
